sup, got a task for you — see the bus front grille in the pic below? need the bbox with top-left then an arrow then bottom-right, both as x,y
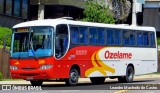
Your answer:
21,68 -> 37,70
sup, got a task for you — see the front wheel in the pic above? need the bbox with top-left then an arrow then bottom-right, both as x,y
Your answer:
65,68 -> 79,86
118,66 -> 134,83
30,80 -> 43,86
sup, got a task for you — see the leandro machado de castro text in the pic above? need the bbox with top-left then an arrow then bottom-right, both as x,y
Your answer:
110,85 -> 158,90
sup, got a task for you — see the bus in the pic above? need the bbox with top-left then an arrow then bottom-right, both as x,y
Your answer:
3,18 -> 158,86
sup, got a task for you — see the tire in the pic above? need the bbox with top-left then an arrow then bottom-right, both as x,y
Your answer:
30,80 -> 43,86
118,66 -> 134,83
65,68 -> 79,86
90,77 -> 105,84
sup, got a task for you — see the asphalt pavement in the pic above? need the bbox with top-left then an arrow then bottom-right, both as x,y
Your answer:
0,74 -> 160,93
0,74 -> 160,85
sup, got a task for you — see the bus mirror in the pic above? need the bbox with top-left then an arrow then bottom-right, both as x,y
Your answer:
3,34 -> 11,53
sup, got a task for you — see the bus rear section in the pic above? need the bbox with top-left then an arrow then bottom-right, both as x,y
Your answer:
65,24 -> 158,84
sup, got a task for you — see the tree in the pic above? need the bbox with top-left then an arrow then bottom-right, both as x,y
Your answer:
0,27 -> 12,47
81,0 -> 115,24
111,0 -> 131,22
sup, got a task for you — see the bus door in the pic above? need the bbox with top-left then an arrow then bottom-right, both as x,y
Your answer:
55,24 -> 69,58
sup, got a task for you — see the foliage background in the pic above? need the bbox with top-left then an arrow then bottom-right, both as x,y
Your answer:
157,37 -> 160,45
0,27 -> 12,47
81,0 -> 115,24
0,72 -> 2,81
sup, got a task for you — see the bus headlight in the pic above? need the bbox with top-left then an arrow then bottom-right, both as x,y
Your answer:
10,66 -> 18,70
40,65 -> 53,70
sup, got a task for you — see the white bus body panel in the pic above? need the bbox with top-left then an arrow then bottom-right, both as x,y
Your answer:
88,47 -> 158,77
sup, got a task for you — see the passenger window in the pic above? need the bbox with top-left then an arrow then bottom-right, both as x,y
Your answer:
137,32 -> 143,46
79,27 -> 88,44
123,31 -> 130,45
70,27 -> 79,44
130,31 -> 136,46
143,32 -> 149,46
114,29 -> 121,45
150,32 -> 155,47
107,29 -> 114,45
123,30 -> 136,46
89,27 -> 97,44
97,28 -> 105,45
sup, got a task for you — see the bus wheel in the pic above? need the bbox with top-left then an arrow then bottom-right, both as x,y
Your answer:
90,77 -> 105,84
30,80 -> 43,86
65,68 -> 79,86
118,66 -> 134,83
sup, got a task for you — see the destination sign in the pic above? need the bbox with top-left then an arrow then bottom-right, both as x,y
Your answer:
16,28 -> 29,32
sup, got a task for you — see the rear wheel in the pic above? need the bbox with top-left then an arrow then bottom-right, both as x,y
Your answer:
118,66 -> 134,83
90,77 -> 105,84
65,68 -> 79,86
30,80 -> 43,86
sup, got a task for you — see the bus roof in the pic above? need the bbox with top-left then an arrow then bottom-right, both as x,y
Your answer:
13,18 -> 156,32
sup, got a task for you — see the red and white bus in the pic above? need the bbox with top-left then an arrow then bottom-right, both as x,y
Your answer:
4,18 -> 158,86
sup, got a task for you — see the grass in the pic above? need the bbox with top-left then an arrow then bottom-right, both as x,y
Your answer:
0,72 -> 2,81
150,72 -> 160,74
143,72 -> 160,75
1,79 -> 23,81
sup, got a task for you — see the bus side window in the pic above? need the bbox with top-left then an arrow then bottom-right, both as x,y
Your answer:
123,31 -> 130,45
79,27 -> 88,44
130,31 -> 136,46
143,32 -> 149,46
89,27 -> 97,44
107,29 -> 114,45
97,28 -> 105,45
130,35 -> 134,45
137,32 -> 143,46
150,32 -> 155,47
70,27 -> 79,44
114,29 -> 121,45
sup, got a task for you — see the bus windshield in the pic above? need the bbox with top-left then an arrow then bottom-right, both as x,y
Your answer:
11,26 -> 53,58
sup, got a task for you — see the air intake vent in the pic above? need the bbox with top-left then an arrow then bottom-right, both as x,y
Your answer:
22,68 -> 36,70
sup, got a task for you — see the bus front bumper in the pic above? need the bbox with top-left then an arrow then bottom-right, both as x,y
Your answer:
10,69 -> 55,80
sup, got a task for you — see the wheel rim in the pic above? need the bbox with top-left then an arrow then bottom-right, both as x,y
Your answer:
127,68 -> 133,80
70,71 -> 77,83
